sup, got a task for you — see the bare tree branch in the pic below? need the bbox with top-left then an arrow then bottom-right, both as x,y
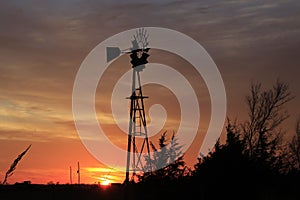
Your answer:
241,80 -> 294,162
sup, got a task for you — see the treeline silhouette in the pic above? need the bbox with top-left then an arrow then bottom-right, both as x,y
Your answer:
1,80 -> 299,200
124,80 -> 300,200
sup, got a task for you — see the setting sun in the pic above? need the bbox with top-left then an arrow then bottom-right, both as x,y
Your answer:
100,179 -> 111,186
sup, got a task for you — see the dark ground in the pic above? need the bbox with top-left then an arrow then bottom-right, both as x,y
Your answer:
0,183 -> 123,200
0,180 -> 299,200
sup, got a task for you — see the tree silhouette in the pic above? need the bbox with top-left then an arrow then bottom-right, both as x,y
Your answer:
241,80 -> 293,172
140,131 -> 187,182
193,118 -> 247,182
288,117 -> 300,171
191,80 -> 295,199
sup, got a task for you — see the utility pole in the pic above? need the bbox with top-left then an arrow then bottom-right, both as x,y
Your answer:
70,166 -> 72,184
77,161 -> 80,184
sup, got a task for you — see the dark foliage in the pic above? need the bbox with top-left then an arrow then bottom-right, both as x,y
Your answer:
139,131 -> 189,183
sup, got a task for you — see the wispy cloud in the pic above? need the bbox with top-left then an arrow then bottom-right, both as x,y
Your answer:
0,98 -> 77,142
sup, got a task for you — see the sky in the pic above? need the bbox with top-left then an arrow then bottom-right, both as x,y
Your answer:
0,0 -> 300,184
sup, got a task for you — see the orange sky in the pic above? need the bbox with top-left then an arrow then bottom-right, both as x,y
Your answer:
1,0 -> 300,185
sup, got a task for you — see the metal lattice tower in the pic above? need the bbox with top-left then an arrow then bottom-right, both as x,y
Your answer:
125,46 -> 152,183
105,28 -> 152,183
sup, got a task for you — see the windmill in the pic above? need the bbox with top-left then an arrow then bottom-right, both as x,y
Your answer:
106,28 -> 152,183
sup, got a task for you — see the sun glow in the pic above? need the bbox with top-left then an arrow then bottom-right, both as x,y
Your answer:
100,179 -> 111,186
85,167 -> 125,183
98,174 -> 112,187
